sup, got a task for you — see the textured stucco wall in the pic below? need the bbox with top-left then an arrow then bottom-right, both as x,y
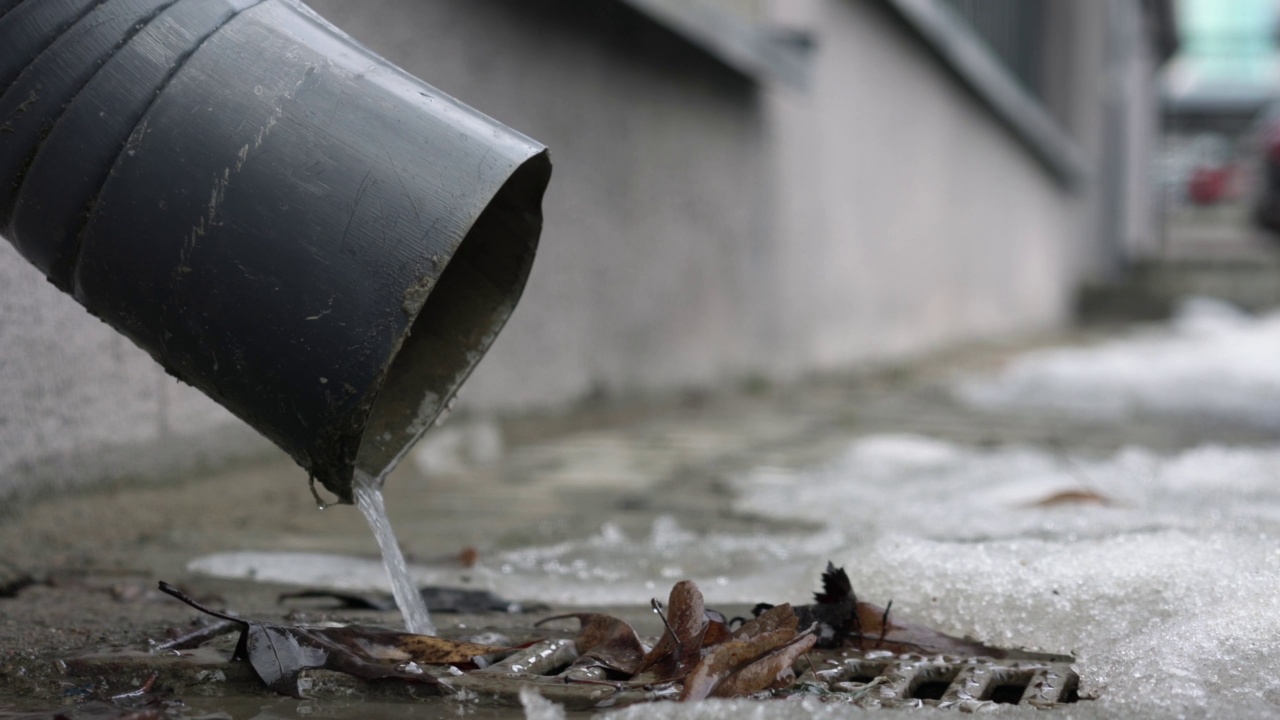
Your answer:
0,0 -> 1150,501
763,0 -> 1085,372
0,241 -> 273,502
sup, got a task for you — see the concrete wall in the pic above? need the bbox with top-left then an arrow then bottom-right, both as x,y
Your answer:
764,0 -> 1082,372
1042,0 -> 1113,281
0,0 -> 1160,500
1115,1 -> 1166,261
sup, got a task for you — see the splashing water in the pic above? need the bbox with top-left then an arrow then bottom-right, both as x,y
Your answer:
352,468 -> 435,635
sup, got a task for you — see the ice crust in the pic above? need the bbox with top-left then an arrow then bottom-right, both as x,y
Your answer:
727,435 -> 1280,717
954,297 -> 1280,429
593,437 -> 1280,718
496,435 -> 1280,717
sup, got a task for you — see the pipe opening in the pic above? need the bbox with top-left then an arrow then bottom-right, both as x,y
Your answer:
352,150 -> 551,487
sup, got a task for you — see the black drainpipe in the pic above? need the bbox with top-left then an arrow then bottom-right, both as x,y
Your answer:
0,0 -> 552,503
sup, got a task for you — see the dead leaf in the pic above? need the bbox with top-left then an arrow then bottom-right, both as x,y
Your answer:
339,627 -> 512,665
459,547 -> 479,568
848,599 -> 1012,657
159,581 -> 510,697
701,614 -> 734,647
634,580 -> 707,679
680,633 -> 790,701
679,610 -> 817,701
778,563 -> 1055,659
536,613 -> 648,676
734,603 -> 799,640
1028,489 -> 1111,507
707,631 -> 817,699
763,562 -> 857,648
812,561 -> 855,606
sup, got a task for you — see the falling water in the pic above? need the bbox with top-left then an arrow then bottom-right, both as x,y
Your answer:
352,468 -> 435,635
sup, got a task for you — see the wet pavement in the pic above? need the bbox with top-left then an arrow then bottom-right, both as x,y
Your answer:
2,321 -> 1279,718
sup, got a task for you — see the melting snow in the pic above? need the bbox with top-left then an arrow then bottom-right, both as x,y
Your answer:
191,298 -> 1280,717
954,296 -> 1280,429
729,435 -> 1280,716
192,437 -> 1280,715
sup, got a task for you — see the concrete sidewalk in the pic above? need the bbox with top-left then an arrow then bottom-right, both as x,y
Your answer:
1,322 -> 1278,717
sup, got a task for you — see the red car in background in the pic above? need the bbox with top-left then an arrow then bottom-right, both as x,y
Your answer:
1252,105 -> 1280,233
1188,164 -> 1233,204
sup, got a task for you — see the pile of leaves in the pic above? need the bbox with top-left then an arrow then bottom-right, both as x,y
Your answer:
154,563 -> 1025,704
159,582 -> 511,697
539,562 -> 1021,701
541,580 -> 817,701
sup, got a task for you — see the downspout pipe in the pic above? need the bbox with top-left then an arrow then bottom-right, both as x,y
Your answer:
0,0 -> 552,503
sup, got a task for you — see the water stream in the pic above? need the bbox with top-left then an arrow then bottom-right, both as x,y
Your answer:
352,468 -> 435,635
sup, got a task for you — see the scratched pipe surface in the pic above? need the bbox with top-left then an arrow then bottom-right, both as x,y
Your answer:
0,0 -> 552,502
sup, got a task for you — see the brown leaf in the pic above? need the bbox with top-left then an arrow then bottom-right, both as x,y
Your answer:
458,546 -> 479,568
536,613 -> 648,675
679,623 -> 816,701
851,600 -> 1008,657
634,580 -> 708,679
782,563 -> 1068,660
351,629 -> 511,665
159,581 -> 509,697
701,616 -> 734,648
734,603 -> 798,640
711,632 -> 818,698
1027,489 -> 1111,507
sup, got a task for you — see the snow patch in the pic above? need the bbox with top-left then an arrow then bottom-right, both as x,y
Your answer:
728,435 -> 1280,717
955,296 -> 1280,429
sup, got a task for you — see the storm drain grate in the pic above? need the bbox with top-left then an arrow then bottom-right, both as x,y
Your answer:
427,638 -> 658,708
423,640 -> 1081,711
804,649 -> 1080,710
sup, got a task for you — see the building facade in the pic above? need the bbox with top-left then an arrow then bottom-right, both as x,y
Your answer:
0,0 -> 1174,499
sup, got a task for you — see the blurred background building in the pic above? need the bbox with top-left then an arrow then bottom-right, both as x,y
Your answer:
1159,0 -> 1279,243
0,0 -> 1177,498
1115,0 -> 1280,318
